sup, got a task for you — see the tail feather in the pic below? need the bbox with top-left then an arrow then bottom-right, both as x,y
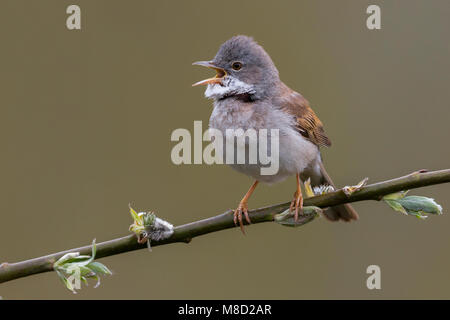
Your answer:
318,162 -> 359,222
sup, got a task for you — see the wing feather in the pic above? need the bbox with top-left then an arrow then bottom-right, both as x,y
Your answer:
278,86 -> 331,148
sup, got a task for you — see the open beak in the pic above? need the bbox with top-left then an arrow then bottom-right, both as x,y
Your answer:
192,61 -> 227,86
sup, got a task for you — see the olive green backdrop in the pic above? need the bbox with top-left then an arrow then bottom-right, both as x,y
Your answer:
1,0 -> 449,299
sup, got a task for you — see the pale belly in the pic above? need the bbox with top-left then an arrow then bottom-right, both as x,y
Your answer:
209,100 -> 321,184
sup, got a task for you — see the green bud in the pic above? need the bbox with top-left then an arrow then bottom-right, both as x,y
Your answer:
88,261 -> 112,276
53,239 -> 111,293
342,177 -> 369,197
274,206 -> 321,227
143,212 -> 156,227
383,191 -> 443,219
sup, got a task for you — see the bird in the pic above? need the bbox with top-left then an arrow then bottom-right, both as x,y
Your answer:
192,35 -> 358,233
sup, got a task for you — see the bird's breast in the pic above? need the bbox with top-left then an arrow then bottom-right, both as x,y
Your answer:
208,99 -> 320,183
209,99 -> 257,131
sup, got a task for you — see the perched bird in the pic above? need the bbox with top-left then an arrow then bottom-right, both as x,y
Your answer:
193,35 -> 358,233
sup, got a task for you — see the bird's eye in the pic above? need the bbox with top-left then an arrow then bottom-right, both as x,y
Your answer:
231,61 -> 242,71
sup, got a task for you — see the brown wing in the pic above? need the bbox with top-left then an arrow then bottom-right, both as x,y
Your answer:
279,85 -> 331,148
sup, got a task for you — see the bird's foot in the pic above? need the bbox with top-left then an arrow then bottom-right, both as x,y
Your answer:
233,201 -> 251,234
289,190 -> 303,222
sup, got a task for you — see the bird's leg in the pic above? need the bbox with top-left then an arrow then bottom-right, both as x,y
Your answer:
234,180 -> 259,234
289,174 -> 303,222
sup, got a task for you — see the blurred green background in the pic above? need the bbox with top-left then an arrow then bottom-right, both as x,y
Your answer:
1,0 -> 449,299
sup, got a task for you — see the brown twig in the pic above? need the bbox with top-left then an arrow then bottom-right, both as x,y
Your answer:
1,169 -> 449,284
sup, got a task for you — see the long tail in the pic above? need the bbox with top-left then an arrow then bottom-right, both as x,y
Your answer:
318,162 -> 359,222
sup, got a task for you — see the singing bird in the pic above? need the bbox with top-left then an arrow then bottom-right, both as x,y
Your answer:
193,35 -> 358,233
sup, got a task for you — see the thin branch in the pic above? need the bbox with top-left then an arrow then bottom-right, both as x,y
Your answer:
1,169 -> 449,284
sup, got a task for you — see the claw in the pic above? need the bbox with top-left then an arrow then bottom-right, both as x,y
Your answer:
233,203 -> 250,235
290,174 -> 303,222
232,180 -> 259,234
290,190 -> 303,222
243,210 -> 251,225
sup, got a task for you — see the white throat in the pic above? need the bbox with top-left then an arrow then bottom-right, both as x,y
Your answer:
204,76 -> 256,100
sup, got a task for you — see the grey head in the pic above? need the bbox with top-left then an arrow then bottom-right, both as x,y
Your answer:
193,35 -> 280,101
